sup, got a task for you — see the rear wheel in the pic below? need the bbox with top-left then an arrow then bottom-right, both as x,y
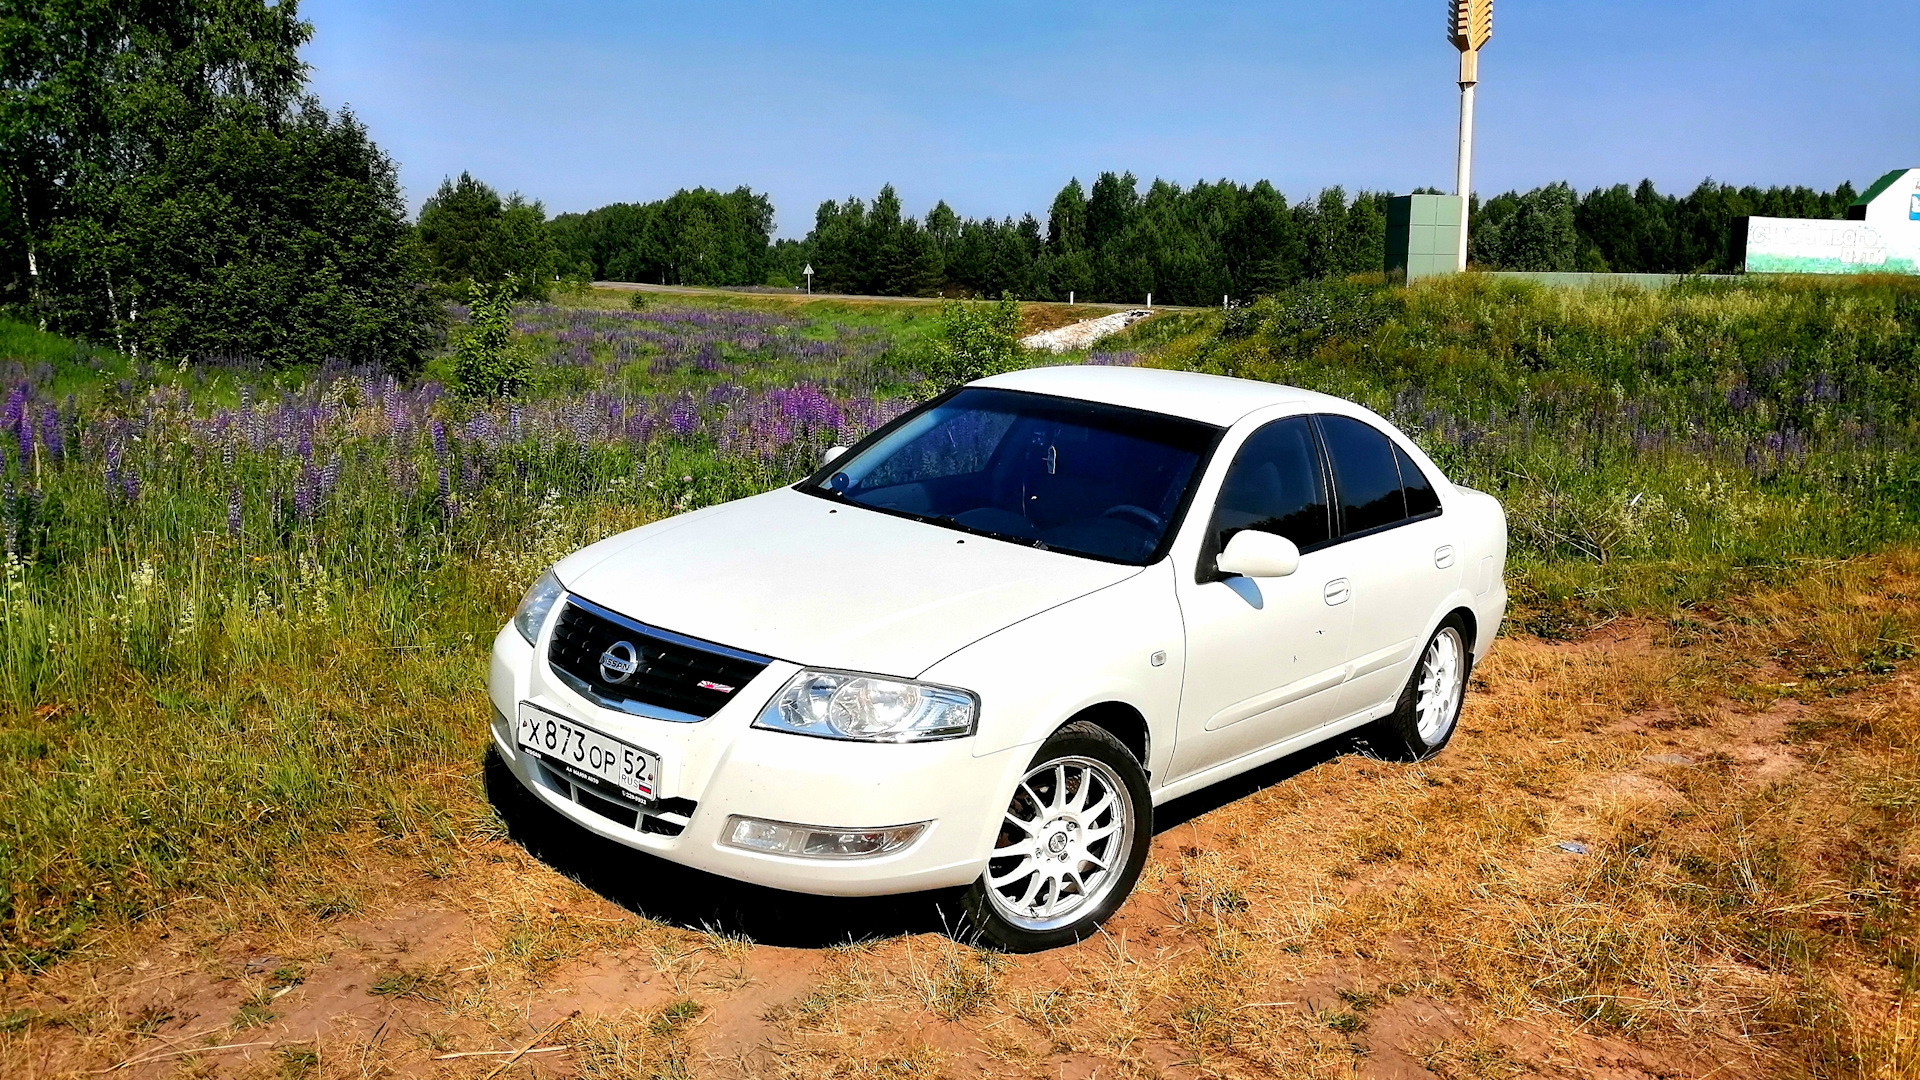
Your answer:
961,722 -> 1152,952
1364,617 -> 1471,761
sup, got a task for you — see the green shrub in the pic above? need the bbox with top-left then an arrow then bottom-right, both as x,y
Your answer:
451,280 -> 532,398
923,296 -> 1025,390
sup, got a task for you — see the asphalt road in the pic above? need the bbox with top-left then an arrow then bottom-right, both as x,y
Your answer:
591,280 -> 1196,311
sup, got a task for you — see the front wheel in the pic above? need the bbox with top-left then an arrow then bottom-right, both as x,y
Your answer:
960,722 -> 1152,952
1364,617 -> 1471,761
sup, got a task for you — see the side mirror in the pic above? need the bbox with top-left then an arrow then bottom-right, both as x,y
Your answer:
1216,530 -> 1300,578
822,445 -> 848,465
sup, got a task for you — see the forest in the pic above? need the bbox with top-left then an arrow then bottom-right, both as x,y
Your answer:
552,174 -> 1863,306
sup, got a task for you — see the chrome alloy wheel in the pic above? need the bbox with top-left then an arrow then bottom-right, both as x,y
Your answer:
1414,625 -> 1466,744
984,756 -> 1134,932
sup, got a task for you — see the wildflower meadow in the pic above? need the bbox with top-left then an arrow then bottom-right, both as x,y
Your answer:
1,277 -> 1917,975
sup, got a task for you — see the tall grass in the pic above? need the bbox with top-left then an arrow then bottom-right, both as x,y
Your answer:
0,299 -> 921,968
2,276 -> 1918,972
1143,274 -> 1920,629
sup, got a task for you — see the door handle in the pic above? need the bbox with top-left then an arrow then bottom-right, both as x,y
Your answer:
1323,578 -> 1350,606
1435,545 -> 1455,569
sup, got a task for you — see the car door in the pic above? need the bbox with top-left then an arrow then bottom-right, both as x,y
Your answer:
1314,414 -> 1462,718
1169,415 -> 1356,782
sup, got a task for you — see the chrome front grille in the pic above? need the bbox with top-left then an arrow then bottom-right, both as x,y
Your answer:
546,597 -> 771,721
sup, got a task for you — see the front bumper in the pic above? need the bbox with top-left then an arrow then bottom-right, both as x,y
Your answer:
487,623 -> 1022,897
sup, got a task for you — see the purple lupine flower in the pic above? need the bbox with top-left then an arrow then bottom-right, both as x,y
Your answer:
120,469 -> 140,503
227,487 -> 243,536
668,399 -> 699,437
298,428 -> 313,461
39,407 -> 61,461
15,404 -> 30,461
322,455 -> 342,496
431,419 -> 448,460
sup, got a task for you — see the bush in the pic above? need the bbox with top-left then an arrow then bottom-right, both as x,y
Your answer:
923,296 -> 1025,390
451,280 -> 532,398
8,6 -> 440,369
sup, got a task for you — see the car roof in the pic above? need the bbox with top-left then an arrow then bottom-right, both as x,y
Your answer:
972,365 -> 1339,427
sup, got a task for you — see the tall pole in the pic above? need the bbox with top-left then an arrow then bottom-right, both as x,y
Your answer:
1449,0 -> 1492,272
1455,80 -> 1475,272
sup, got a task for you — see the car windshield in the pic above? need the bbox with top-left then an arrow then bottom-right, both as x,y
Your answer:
804,387 -> 1220,564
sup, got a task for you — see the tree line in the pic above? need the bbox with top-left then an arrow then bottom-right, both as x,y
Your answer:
565,174 -> 1863,304
1471,179 -> 1859,274
546,188 -> 776,288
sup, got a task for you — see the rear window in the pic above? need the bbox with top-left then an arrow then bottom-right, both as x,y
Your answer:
1318,414 -> 1408,535
1396,443 -> 1441,518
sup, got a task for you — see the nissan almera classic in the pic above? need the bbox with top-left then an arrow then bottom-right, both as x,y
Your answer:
489,365 -> 1507,951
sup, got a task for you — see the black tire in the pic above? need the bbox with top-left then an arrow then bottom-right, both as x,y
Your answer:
960,721 -> 1153,952
1363,615 -> 1473,762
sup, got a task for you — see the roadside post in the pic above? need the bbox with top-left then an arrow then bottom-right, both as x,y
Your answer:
1449,0 -> 1492,272
803,263 -> 813,294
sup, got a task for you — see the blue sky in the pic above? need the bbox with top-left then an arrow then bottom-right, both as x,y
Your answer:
303,0 -> 1916,237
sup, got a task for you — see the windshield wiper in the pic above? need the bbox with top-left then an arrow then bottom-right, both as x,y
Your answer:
921,513 -> 1052,551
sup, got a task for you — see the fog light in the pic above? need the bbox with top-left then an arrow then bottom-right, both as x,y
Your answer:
722,816 -> 928,859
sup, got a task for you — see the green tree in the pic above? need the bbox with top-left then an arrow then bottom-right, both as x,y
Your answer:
1470,182 -> 1578,271
1,0 -> 437,366
550,187 -> 774,287
415,173 -> 557,300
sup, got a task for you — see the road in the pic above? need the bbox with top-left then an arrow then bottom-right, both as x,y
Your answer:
591,280 -> 1197,311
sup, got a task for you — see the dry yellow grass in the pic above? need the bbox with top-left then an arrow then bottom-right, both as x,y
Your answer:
2,551 -> 1917,1079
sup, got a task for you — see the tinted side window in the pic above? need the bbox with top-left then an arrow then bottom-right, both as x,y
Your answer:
1319,414 -> 1407,535
1210,417 -> 1331,552
1395,443 -> 1441,517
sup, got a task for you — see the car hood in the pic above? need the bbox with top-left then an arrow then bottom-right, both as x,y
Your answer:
554,487 -> 1141,678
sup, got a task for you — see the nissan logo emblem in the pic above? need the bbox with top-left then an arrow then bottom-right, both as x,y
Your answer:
598,641 -> 641,684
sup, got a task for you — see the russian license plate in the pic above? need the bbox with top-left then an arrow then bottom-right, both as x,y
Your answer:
517,702 -> 659,803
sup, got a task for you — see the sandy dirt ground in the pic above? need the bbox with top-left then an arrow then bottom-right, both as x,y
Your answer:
4,579 -> 1916,1079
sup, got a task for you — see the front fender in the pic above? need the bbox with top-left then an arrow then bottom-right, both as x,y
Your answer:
918,560 -> 1184,780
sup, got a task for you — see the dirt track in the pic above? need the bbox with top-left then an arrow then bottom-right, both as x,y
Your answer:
5,556 -> 1918,1079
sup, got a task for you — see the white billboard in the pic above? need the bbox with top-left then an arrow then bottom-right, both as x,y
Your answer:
1742,168 -> 1920,276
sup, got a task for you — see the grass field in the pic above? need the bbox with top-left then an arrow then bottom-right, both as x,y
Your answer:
0,276 -> 1917,1078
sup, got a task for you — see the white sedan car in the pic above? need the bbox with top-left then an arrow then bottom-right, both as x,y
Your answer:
489,366 -> 1507,950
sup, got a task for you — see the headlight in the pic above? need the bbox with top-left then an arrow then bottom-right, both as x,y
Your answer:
753,669 -> 978,742
513,569 -> 565,644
